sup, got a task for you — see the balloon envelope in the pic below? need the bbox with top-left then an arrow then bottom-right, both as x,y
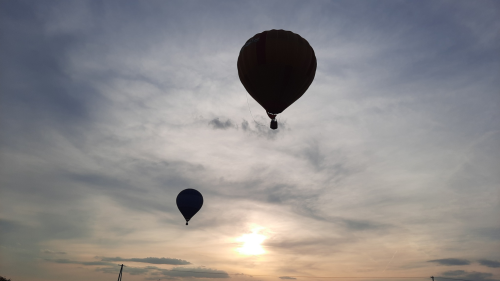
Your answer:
237,29 -> 316,118
176,189 -> 203,225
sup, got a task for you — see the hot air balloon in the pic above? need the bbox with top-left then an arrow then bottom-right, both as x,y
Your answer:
176,189 -> 203,225
237,29 -> 317,130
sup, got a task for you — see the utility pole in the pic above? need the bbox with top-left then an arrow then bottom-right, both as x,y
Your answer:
117,264 -> 124,281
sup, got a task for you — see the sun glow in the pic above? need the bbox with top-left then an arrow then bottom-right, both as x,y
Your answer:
236,229 -> 266,255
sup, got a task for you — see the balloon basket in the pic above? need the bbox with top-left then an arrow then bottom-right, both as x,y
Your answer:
270,119 -> 278,130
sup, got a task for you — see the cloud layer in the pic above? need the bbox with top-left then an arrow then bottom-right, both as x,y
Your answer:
428,259 -> 471,266
100,257 -> 191,265
0,1 -> 499,281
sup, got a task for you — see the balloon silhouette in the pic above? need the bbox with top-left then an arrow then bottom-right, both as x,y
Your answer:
176,189 -> 203,225
237,29 -> 317,130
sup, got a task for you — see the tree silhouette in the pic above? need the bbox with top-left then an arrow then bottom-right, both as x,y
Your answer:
0,276 -> 11,281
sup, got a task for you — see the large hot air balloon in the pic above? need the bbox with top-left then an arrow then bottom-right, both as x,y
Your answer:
237,29 -> 317,130
176,189 -> 203,225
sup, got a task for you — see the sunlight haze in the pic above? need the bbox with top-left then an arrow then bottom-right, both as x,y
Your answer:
236,229 -> 267,255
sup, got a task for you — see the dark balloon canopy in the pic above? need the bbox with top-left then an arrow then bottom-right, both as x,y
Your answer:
176,189 -> 203,225
237,29 -> 317,129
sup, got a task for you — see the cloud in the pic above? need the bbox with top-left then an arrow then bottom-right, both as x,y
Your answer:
239,118 -> 287,140
241,120 -> 250,131
50,259 -> 74,264
161,267 -> 230,279
441,270 -> 499,281
48,257 -> 190,267
0,1 -> 499,280
41,250 -> 67,255
478,259 -> 500,268
301,140 -> 326,170
68,173 -> 134,191
209,118 -> 236,129
477,227 -> 500,241
279,276 -> 297,280
93,265 -> 230,279
0,218 -> 26,236
96,265 -> 153,276
48,258 -> 226,279
82,261 -> 117,266
339,218 -> 390,232
49,259 -> 115,266
100,257 -> 191,265
0,0 -> 101,137
428,258 -> 471,266
442,270 -> 466,276
264,235 -> 356,256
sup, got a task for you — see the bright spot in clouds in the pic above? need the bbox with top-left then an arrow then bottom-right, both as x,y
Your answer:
236,229 -> 267,255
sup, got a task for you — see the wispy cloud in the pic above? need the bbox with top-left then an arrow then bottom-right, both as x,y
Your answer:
49,259 -> 115,266
209,118 -> 236,130
161,267 -> 230,278
41,250 -> 67,255
442,270 -> 499,281
95,265 -> 230,278
48,257 -> 191,266
478,259 -> 500,268
100,257 -> 191,265
96,265 -> 152,276
428,258 -> 471,266
48,259 -> 228,279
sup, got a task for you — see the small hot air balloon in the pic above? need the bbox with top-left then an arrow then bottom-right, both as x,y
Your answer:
176,189 -> 203,225
237,29 -> 317,130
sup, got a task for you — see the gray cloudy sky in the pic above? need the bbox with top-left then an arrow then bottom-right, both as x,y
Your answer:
0,1 -> 499,281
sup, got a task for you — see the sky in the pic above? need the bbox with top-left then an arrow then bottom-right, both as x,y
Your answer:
0,1 -> 499,281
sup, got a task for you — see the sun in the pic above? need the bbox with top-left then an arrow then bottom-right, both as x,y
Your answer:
236,229 -> 266,255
